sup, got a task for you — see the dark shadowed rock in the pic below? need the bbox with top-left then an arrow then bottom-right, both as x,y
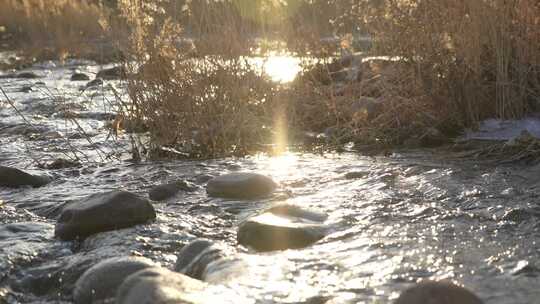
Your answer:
206,172 -> 276,199
0,166 -> 50,188
395,281 -> 483,304
74,256 -> 156,304
16,72 -> 40,79
174,239 -> 224,280
71,73 -> 91,81
115,267 -> 206,304
85,78 -> 103,88
344,171 -> 368,179
238,205 -> 328,252
149,181 -> 196,201
19,85 -> 34,93
96,66 -> 126,80
55,190 -> 156,240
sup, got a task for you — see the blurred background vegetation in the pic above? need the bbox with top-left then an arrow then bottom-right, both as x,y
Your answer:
1,0 -> 540,158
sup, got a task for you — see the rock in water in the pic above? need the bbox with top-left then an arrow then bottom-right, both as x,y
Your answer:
174,239 -> 224,280
395,281 -> 483,304
115,267 -> 206,304
96,66 -> 126,80
238,205 -> 328,252
16,72 -> 40,79
149,181 -> 196,201
71,73 -> 90,81
55,190 -> 156,240
74,256 -> 156,304
206,173 -> 277,199
85,78 -> 103,88
0,166 -> 50,188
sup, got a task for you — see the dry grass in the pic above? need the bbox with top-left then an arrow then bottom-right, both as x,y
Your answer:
4,0 -> 540,157
0,0 -> 125,61
119,1 -> 280,158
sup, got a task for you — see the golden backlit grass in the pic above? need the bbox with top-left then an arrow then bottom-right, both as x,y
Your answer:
0,0 -> 124,61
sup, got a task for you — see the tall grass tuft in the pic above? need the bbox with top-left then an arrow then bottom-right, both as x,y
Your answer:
0,0 -> 125,61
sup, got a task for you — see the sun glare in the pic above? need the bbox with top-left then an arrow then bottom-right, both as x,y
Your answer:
254,54 -> 302,83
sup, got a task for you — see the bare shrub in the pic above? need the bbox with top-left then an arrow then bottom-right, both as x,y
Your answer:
120,1 -> 278,158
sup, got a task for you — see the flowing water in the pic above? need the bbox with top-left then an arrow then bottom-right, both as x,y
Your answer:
1,59 -> 540,304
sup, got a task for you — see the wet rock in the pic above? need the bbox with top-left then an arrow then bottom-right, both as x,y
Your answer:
0,124 -> 48,136
149,180 -> 196,201
344,171 -> 368,179
238,205 -> 328,252
19,85 -> 34,93
395,281 -> 483,304
96,66 -> 126,80
71,73 -> 90,81
206,172 -> 277,199
85,78 -> 103,88
195,174 -> 214,184
41,158 -> 81,170
16,72 -> 40,79
0,166 -> 50,188
73,256 -> 156,304
174,239 -> 225,280
511,260 -> 539,277
115,267 -> 206,304
502,208 -> 537,223
55,190 -> 156,240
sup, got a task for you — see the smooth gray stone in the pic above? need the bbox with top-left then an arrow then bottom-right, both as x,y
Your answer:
74,256 -> 156,304
206,172 -> 276,199
395,281 -> 483,304
149,181 -> 196,201
115,267 -> 206,304
71,73 -> 90,81
55,190 -> 156,240
238,205 -> 327,252
0,166 -> 50,188
174,239 -> 224,280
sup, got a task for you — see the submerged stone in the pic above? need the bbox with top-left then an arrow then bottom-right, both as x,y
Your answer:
149,181 -> 196,201
55,190 -> 156,240
0,166 -> 50,188
74,256 -> 156,304
395,281 -> 483,304
85,78 -> 103,88
344,171 -> 368,179
238,205 -> 327,252
71,73 -> 91,81
96,66 -> 126,80
16,72 -> 40,79
206,172 -> 276,199
115,267 -> 206,304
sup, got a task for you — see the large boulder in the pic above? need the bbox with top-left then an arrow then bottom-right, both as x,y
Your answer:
74,256 -> 156,304
206,173 -> 276,199
395,281 -> 483,304
238,205 -> 328,252
55,190 -> 156,240
115,267 -> 206,304
0,166 -> 50,188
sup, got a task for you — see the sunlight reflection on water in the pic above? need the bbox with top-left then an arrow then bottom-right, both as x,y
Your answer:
251,53 -> 302,83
